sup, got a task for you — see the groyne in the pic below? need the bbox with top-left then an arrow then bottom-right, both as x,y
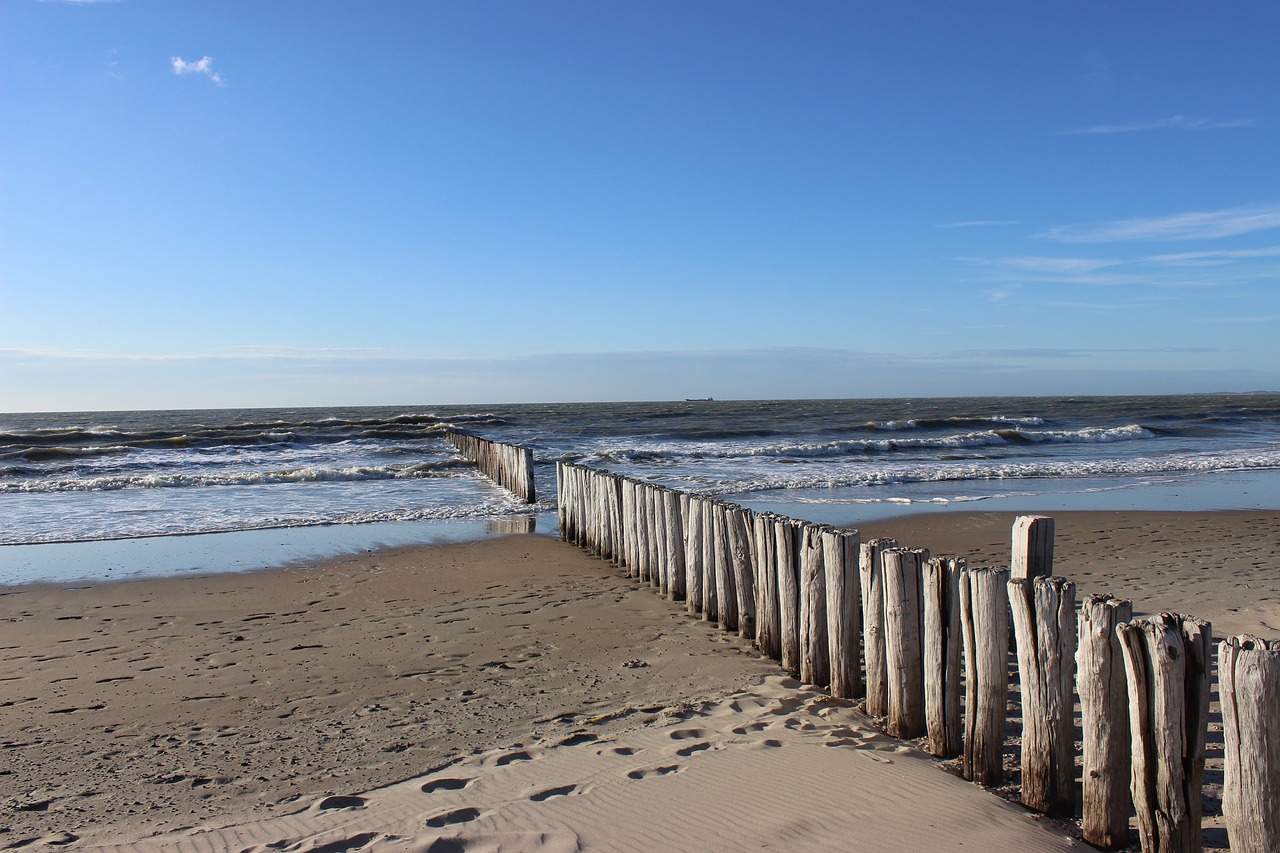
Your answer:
556,460 -> 1279,853
444,431 -> 536,503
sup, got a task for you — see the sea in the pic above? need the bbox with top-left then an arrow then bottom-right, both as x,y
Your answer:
3,394 -> 1280,584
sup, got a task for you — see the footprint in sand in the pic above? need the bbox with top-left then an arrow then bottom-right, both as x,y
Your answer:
425,807 -> 482,828
421,778 -> 472,793
626,764 -> 683,780
674,742 -> 712,757
314,795 -> 367,811
667,727 -> 710,740
528,784 -> 581,802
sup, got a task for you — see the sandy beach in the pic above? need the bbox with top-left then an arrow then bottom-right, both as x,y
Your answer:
3,509 -> 1278,850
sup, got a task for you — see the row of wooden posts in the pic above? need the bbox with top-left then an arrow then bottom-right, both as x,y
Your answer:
444,430 -> 537,503
555,460 -> 1279,853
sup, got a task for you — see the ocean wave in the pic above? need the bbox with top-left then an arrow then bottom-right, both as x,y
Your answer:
0,459 -> 474,494
586,423 -> 1156,463
708,446 -> 1280,495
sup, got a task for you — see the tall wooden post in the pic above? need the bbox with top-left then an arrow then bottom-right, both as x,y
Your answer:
1011,515 -> 1054,581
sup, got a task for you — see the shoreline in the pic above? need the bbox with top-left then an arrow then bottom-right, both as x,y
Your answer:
3,509 -> 1278,848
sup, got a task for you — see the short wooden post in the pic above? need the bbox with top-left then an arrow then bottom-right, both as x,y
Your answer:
923,556 -> 964,758
859,537 -> 897,717
882,547 -> 928,739
1008,575 -> 1077,816
1219,635 -> 1280,853
1117,613 -> 1212,853
960,566 -> 1010,786
823,528 -> 862,699
1011,515 -> 1054,581
775,518 -> 801,676
1077,594 -> 1133,849
798,524 -> 829,688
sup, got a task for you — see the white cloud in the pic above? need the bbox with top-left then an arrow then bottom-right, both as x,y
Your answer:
1069,115 -> 1255,134
171,55 -> 224,85
1041,205 -> 1280,243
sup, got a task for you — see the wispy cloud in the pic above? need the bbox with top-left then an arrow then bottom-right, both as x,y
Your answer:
171,55 -> 224,86
936,220 -> 1020,229
1069,115 -> 1255,135
1041,205 -> 1280,243
969,255 -> 1123,275
1146,245 -> 1280,266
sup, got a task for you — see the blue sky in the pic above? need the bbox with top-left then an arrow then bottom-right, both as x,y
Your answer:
2,1 -> 1278,411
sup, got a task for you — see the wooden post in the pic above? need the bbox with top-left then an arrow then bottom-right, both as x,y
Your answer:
882,547 -> 928,739
798,524 -> 829,687
1117,613 -> 1212,853
753,513 -> 780,659
922,556 -> 964,758
1008,575 -> 1077,816
701,497 -> 719,622
860,537 -> 898,717
1011,515 -> 1054,581
712,503 -> 738,630
663,488 -> 686,601
727,506 -> 756,639
683,495 -> 703,616
775,518 -> 801,676
823,528 -> 862,700
960,566 -> 1010,786
1219,635 -> 1280,853
1077,594 -> 1133,849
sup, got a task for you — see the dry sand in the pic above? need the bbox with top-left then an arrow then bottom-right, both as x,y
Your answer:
2,510 -> 1277,850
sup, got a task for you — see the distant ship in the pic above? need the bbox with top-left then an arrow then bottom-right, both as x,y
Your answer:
684,397 -> 714,402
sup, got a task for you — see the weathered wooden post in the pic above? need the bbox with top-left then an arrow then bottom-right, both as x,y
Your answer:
960,566 -> 1010,786
923,556 -> 964,758
859,537 -> 898,717
1117,613 -> 1212,853
663,488 -> 686,601
1218,635 -> 1280,853
701,497 -> 719,621
727,506 -> 756,639
683,494 -> 703,616
798,523 -> 829,688
1077,594 -> 1133,849
1008,575 -> 1077,816
775,517 -> 801,676
1011,515 -> 1054,581
753,513 -> 780,659
712,503 -> 738,630
882,547 -> 928,739
823,527 -> 862,699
